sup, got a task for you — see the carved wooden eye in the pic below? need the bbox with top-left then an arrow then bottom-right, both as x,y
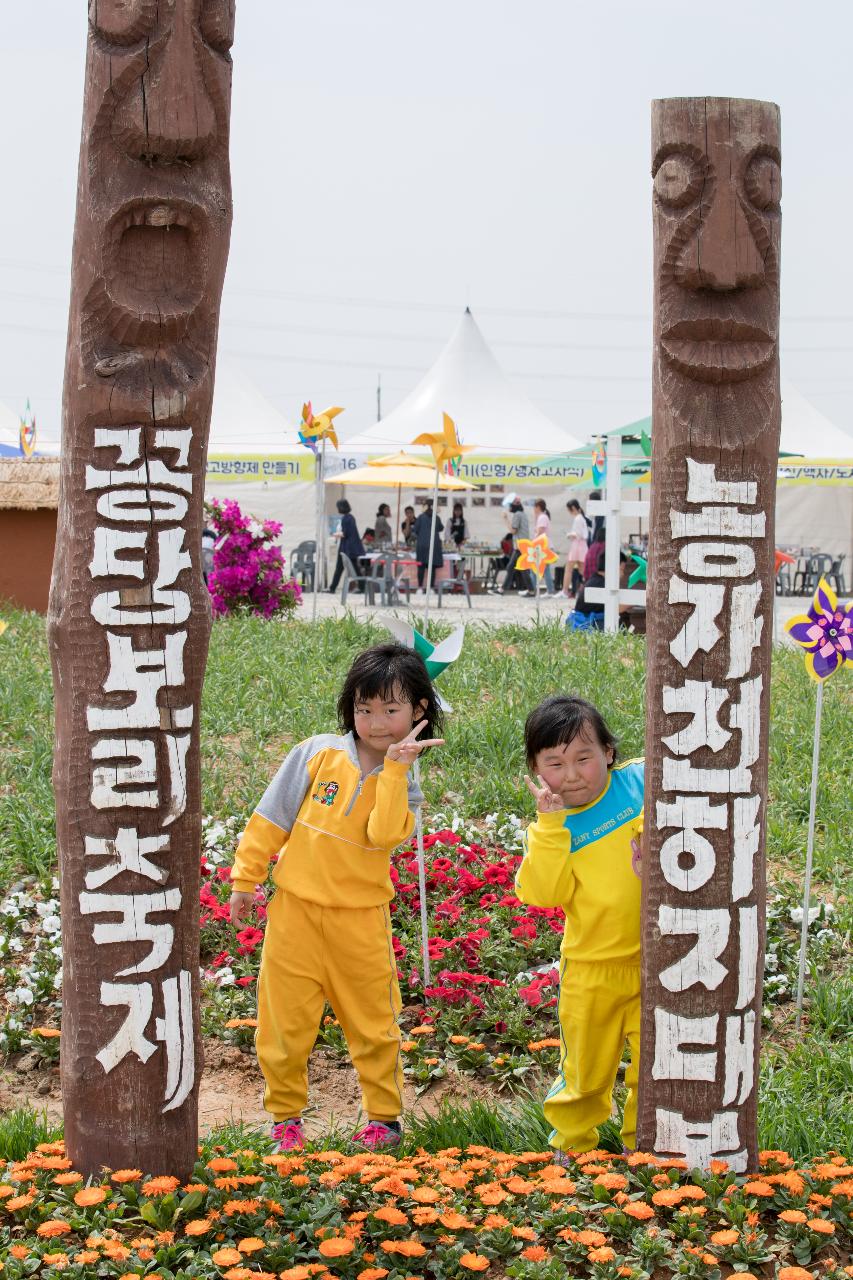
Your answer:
745,154 -> 781,211
88,0 -> 157,45
653,154 -> 703,209
200,0 -> 236,54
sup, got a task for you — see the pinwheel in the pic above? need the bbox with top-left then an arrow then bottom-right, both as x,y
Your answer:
412,414 -> 475,626
628,552 -> 647,589
784,577 -> 852,1026
517,535 -> 558,621
19,401 -> 37,459
384,618 -> 465,985
299,402 -> 345,620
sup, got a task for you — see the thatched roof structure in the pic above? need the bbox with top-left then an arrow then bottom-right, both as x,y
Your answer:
0,458 -> 60,510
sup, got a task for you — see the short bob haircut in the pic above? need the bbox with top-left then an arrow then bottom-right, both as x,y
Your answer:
337,643 -> 443,744
524,694 -> 617,769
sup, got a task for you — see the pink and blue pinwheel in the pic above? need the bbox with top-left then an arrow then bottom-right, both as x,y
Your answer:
785,576 -> 852,682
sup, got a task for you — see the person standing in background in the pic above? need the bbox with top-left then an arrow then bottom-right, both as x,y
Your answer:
329,498 -> 366,593
490,495 -> 534,596
449,501 -> 468,548
533,498 -> 556,596
401,505 -> 417,548
374,504 -> 392,546
564,499 -> 589,599
413,500 -> 444,591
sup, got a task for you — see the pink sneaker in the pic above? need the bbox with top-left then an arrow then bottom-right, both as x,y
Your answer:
353,1121 -> 402,1151
271,1119 -> 304,1152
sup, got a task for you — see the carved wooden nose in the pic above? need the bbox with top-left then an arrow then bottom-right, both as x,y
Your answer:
111,8 -> 216,162
678,184 -> 767,291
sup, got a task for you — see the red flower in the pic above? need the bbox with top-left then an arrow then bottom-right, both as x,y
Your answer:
235,927 -> 264,954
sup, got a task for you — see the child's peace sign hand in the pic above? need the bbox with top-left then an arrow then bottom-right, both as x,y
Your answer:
524,774 -> 565,814
386,719 -> 445,764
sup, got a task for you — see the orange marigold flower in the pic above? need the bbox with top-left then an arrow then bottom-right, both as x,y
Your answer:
74,1186 -> 107,1207
813,1162 -> 853,1178
379,1239 -> 427,1258
830,1178 -> 853,1196
222,1198 -> 263,1215
440,1212 -> 474,1230
279,1268 -> 314,1280
5,1193 -> 36,1211
141,1175 -> 180,1196
73,1252 -> 100,1265
318,1237 -> 356,1258
372,1206 -> 408,1225
710,1229 -> 739,1246
576,1229 -> 607,1247
357,1270 -> 389,1280
224,1017 -> 258,1029
806,1217 -> 835,1234
777,1269 -> 815,1280
476,1184 -> 508,1205
41,1254 -> 69,1268
759,1149 -> 794,1168
511,1226 -> 537,1240
400,1041 -> 417,1052
623,1201 -> 655,1220
588,1247 -> 616,1263
238,1236 -> 266,1253
521,1245 -> 549,1261
211,1247 -> 243,1265
412,1208 -> 439,1225
708,1159 -> 730,1174
459,1253 -> 490,1271
110,1169 -> 143,1183
53,1172 -> 83,1186
409,1025 -> 434,1036
742,1180 -> 774,1197
0,1186 -> 16,1199
780,1209 -> 808,1223
651,1188 -> 682,1207
594,1173 -> 628,1191
184,1218 -> 214,1236
10,1244 -> 30,1259
207,1157 -> 239,1173
37,1220 -> 73,1238
291,1175 -> 310,1187
808,1193 -> 833,1207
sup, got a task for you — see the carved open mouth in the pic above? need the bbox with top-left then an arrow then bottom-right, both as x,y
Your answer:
660,319 -> 776,384
103,199 -> 206,343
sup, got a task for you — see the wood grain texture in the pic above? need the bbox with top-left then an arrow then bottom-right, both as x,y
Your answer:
638,98 -> 781,1171
48,0 -> 235,1178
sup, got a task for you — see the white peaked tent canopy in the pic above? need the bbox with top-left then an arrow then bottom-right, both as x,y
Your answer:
208,360 -> 301,453
343,308 -> 584,455
779,383 -> 853,458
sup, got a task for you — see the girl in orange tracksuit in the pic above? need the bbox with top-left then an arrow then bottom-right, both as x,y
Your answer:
229,643 -> 443,1153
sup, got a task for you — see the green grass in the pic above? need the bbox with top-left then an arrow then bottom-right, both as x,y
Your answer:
0,1106 -> 63,1162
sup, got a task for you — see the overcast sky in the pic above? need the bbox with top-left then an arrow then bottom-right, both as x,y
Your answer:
3,0 -> 853,447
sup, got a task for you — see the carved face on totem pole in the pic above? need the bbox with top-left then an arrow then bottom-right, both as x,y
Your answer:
82,0 -> 235,394
652,99 -> 781,438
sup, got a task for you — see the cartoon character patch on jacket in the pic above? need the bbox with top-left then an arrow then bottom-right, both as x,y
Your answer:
312,780 -> 339,807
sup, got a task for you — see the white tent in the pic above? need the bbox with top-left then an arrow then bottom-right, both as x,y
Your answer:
779,383 -> 853,458
342,308 -> 584,455
208,360 -> 302,453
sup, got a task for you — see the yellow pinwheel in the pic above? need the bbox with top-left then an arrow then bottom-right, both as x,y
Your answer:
299,401 -> 344,452
413,412 -> 473,471
517,534 -> 558,580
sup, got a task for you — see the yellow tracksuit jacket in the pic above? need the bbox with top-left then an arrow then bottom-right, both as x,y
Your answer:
231,731 -> 422,1121
515,758 -> 644,1152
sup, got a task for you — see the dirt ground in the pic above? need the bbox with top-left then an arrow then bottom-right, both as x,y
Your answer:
0,1038 -> 501,1141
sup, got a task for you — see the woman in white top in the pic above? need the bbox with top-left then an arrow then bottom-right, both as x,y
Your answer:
564,499 -> 589,598
533,499 -> 556,595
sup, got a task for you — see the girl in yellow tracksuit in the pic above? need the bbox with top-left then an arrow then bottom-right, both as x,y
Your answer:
516,694 -> 644,1154
229,643 -> 443,1153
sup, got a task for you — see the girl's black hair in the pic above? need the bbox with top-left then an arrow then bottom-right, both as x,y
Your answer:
336,498 -> 352,515
337,643 -> 443,743
524,694 -> 617,769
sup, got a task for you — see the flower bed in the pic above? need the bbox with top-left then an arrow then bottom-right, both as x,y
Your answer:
0,1142 -> 850,1278
0,816 -> 844,1088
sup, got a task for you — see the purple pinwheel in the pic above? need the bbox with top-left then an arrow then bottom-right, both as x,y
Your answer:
785,577 -> 853,681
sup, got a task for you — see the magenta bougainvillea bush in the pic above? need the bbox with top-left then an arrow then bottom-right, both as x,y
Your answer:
206,498 -> 302,619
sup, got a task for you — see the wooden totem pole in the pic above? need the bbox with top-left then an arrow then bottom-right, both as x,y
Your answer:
48,0 -> 235,1177
638,98 -> 781,1171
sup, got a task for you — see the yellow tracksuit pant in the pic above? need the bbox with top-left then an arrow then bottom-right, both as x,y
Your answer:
256,890 -> 404,1122
545,959 -> 641,1153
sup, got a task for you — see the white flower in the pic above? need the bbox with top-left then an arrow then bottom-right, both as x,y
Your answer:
53,972 -> 63,990
764,952 -> 779,973
216,968 -> 236,987
36,900 -> 60,918
8,938 -> 24,954
11,987 -> 34,1006
40,915 -> 61,936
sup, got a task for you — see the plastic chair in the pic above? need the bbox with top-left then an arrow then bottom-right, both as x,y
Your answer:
828,554 -> 847,596
340,553 -> 383,605
795,553 -> 833,597
290,540 -> 316,590
371,554 -> 412,607
437,575 -> 472,608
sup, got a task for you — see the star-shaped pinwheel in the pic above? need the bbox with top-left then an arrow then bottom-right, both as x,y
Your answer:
299,401 -> 344,453
384,618 -> 465,710
628,552 -> 647,589
785,576 -> 852,682
517,535 -> 558,580
413,412 -> 473,471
